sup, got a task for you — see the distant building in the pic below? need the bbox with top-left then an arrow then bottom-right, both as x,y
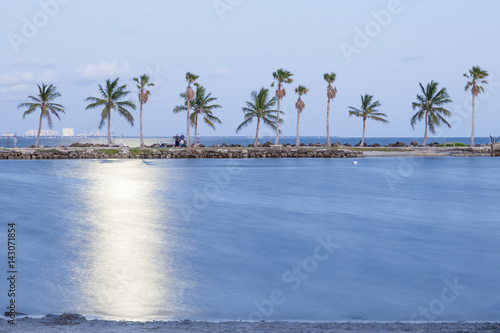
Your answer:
62,128 -> 75,137
25,130 -> 59,137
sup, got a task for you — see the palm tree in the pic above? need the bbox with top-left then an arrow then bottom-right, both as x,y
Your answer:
174,85 -> 222,147
348,94 -> 388,147
183,72 -> 199,147
18,83 -> 65,148
411,81 -> 452,146
236,88 -> 281,146
85,78 -> 136,147
271,69 -> 293,145
190,85 -> 222,146
464,66 -> 489,147
295,85 -> 309,147
133,74 -> 155,148
324,73 -> 338,147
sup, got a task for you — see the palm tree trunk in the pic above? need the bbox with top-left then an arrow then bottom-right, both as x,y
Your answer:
326,98 -> 331,148
194,113 -> 198,147
186,101 -> 191,148
471,93 -> 475,147
255,117 -> 260,146
108,112 -> 112,147
275,97 -> 281,145
36,111 -> 43,148
140,101 -> 144,148
296,112 -> 301,147
423,110 -> 428,146
361,118 -> 366,147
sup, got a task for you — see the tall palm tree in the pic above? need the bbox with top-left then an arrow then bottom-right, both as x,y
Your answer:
190,85 -> 222,146
411,81 -> 452,146
183,72 -> 199,147
271,69 -> 293,145
236,88 -> 281,146
295,85 -> 309,147
324,73 -> 338,147
133,74 -> 155,148
85,78 -> 136,147
174,85 -> 222,147
18,83 -> 65,148
348,94 -> 388,147
464,66 -> 489,147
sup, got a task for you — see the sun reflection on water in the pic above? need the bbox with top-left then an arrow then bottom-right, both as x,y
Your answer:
76,160 -> 181,320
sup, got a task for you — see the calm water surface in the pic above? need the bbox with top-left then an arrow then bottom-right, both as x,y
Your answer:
0,157 -> 499,321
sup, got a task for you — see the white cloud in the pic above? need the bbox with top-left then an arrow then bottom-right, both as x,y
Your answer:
0,84 -> 30,93
39,70 -> 59,82
75,60 -> 130,81
0,71 -> 35,86
0,70 -> 59,86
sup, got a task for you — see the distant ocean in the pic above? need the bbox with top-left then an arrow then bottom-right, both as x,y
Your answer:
0,136 -> 494,148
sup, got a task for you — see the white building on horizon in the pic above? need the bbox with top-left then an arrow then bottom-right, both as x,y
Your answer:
25,129 -> 59,137
62,128 -> 75,137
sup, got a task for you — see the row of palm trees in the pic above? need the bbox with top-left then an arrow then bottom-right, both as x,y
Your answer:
17,66 -> 489,148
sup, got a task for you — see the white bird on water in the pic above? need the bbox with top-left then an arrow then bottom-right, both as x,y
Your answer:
353,161 -> 358,165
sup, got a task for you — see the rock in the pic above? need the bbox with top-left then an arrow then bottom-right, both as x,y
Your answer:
344,143 -> 352,147
411,141 -> 419,147
333,142 -> 341,147
355,141 -> 367,147
45,313 -> 87,325
221,143 -> 228,147
263,141 -> 272,148
372,143 -> 381,147
393,141 -> 407,147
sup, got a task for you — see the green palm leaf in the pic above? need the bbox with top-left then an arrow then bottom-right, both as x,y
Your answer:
18,83 -> 65,148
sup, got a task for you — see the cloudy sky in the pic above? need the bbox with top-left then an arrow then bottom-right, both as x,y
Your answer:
1,0 -> 499,138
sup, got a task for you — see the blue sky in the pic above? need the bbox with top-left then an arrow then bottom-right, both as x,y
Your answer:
1,0 -> 499,138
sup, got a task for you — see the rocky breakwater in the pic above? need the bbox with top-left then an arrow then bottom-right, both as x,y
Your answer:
449,145 -> 500,157
0,147 -> 362,160
167,148 -> 362,159
491,143 -> 500,156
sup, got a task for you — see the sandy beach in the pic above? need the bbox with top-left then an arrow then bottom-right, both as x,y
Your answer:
1,315 -> 500,332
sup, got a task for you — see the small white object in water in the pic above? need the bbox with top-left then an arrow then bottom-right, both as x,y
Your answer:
353,161 -> 358,165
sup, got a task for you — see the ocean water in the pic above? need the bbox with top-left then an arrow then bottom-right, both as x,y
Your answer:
0,136 -> 494,148
1,157 -> 499,322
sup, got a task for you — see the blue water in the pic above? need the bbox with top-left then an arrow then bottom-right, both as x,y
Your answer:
0,136 -> 494,148
1,157 -> 499,322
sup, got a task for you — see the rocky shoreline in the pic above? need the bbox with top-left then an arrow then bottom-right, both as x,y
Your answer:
0,144 -> 499,160
0,147 -> 362,160
1,314 -> 500,333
